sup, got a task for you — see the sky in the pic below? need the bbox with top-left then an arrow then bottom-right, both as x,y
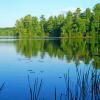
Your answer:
0,0 -> 99,27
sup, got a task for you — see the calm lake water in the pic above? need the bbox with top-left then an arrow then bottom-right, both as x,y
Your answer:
0,38 -> 100,100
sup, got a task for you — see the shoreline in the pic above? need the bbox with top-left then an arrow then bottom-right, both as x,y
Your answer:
0,36 -> 99,39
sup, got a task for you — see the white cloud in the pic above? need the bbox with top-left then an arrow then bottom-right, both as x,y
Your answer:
61,7 -> 86,14
51,7 -> 86,17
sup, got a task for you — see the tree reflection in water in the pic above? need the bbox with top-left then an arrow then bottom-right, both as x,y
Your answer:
16,38 -> 100,69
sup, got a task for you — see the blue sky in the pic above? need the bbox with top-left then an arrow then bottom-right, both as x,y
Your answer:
0,0 -> 99,27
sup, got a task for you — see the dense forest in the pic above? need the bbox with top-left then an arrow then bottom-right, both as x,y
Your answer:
15,3 -> 100,38
0,3 -> 99,38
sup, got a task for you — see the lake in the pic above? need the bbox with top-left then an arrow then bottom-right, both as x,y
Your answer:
0,38 -> 100,100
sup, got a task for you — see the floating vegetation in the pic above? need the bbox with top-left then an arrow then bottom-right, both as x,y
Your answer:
38,60 -> 44,63
27,70 -> 33,72
30,71 -> 35,74
58,76 -> 62,79
40,71 -> 44,73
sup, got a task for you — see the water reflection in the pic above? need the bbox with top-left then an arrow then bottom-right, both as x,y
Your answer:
0,38 -> 100,100
15,38 -> 100,69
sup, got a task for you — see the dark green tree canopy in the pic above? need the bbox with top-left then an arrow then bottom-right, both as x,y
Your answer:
14,3 -> 100,38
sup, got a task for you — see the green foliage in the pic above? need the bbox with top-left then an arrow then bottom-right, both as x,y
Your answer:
15,3 -> 99,38
16,38 -> 100,68
0,27 -> 16,36
93,3 -> 100,34
15,15 -> 45,38
1,3 -> 99,38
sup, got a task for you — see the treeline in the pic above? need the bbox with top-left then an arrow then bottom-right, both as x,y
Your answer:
0,27 -> 15,36
15,3 -> 100,38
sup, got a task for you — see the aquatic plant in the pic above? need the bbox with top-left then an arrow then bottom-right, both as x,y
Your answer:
0,82 -> 5,92
28,75 -> 43,100
62,67 -> 100,100
27,67 -> 100,100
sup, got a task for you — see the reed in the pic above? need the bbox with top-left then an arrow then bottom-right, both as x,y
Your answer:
0,82 -> 5,92
62,67 -> 100,100
27,67 -> 100,100
28,75 -> 43,100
